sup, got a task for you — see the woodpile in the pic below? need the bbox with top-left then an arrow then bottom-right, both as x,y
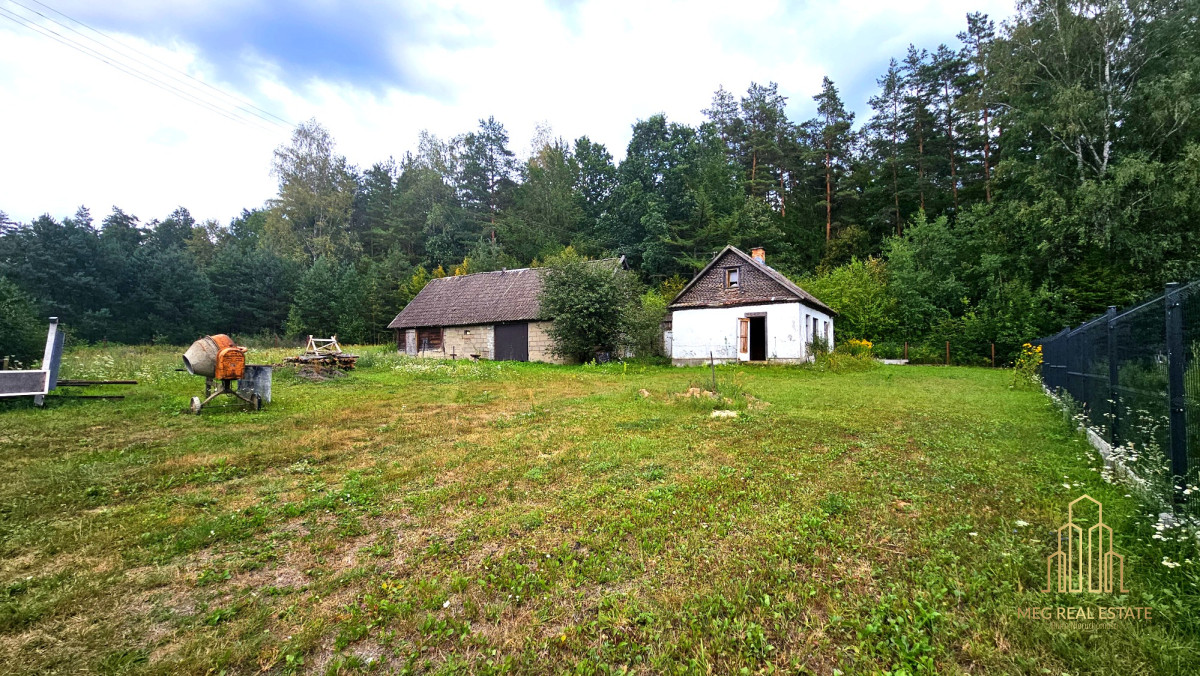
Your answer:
283,336 -> 358,371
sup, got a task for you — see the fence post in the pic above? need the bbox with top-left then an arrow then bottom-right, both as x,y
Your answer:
1165,283 -> 1188,495
991,343 -> 995,367
945,341 -> 950,366
1106,306 -> 1119,446
904,341 -> 908,361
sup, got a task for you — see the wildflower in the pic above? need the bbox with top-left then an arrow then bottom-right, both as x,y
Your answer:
1162,557 -> 1181,569
1015,520 -> 1029,527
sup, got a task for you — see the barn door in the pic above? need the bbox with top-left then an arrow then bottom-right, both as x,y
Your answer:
737,318 -> 750,361
494,323 -> 529,362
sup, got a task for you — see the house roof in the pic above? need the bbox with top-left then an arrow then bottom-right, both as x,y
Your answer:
668,246 -> 836,315
388,257 -> 625,330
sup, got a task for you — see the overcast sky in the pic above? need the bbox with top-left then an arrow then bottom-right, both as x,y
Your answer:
0,0 -> 1017,226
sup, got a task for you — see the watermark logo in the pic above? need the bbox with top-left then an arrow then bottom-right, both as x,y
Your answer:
1016,494 -> 1151,624
1042,494 -> 1128,594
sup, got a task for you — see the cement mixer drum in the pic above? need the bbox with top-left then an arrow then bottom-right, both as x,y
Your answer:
182,334 -> 244,379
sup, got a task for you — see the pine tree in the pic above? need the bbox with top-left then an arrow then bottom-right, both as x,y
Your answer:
959,13 -> 996,203
811,77 -> 854,243
932,44 -> 967,211
740,82 -> 790,205
359,160 -> 397,259
285,256 -> 339,337
459,116 -> 518,235
901,46 -> 936,213
868,59 -> 906,235
335,263 -> 368,343
703,85 -> 747,163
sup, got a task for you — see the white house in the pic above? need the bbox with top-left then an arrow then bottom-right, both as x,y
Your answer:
668,246 -> 836,366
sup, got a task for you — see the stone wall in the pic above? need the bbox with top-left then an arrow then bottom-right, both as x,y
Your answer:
438,324 -> 493,359
399,321 -> 566,364
528,321 -> 564,364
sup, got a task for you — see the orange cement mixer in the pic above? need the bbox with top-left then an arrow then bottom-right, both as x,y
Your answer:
182,335 -> 264,413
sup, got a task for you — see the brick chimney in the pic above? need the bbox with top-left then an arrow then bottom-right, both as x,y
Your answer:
750,247 -> 766,264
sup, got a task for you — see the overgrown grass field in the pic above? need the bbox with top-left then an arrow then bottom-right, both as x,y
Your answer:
1,346 -> 1197,674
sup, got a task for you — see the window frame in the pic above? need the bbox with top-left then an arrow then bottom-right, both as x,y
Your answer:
724,266 -> 741,289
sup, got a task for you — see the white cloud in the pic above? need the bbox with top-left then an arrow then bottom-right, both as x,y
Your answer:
0,0 -> 1016,225
0,25 -> 284,224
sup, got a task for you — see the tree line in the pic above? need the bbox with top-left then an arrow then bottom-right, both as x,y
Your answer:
2,0 -> 1198,364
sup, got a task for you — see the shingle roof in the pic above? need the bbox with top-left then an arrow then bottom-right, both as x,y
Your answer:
388,258 -> 625,329
668,246 -> 836,315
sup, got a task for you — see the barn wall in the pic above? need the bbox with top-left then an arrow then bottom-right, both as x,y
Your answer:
669,302 -> 834,366
528,321 -> 565,364
399,321 -> 568,364
439,324 -> 494,359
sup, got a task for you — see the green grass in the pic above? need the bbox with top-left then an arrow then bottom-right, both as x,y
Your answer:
0,345 -> 1197,674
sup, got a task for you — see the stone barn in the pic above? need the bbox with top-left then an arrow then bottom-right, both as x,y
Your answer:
668,246 -> 835,366
388,258 -> 624,363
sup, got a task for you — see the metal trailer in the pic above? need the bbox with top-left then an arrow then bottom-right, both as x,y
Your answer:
0,317 -> 64,406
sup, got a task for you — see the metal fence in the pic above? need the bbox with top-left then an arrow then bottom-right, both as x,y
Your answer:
1034,281 -> 1200,502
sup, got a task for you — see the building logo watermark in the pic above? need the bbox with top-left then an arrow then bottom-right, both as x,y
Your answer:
1042,494 -> 1127,594
1016,494 -> 1151,624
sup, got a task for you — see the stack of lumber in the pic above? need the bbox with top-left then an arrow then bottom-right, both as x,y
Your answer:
283,336 -> 358,370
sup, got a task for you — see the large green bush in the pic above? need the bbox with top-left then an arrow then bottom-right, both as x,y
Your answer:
539,249 -> 628,363
800,257 -> 897,342
620,289 -> 668,358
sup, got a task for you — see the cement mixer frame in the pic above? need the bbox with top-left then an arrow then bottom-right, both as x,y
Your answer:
191,376 -> 262,414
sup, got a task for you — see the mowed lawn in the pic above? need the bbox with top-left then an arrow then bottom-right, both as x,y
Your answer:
1,348 -> 1197,675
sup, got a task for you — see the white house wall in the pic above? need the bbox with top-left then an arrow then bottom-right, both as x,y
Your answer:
670,302 -> 834,366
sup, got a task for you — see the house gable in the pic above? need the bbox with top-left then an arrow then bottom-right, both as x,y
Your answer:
670,247 -> 833,313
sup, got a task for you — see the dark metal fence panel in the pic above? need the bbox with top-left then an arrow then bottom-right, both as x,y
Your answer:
1113,294 -> 1168,457
1178,283 -> 1200,482
1034,281 -> 1198,504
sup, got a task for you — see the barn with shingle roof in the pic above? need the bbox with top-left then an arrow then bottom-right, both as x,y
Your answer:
388,258 -> 624,362
668,246 -> 835,366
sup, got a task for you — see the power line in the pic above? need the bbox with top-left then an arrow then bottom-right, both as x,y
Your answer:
18,0 -> 292,128
3,0 -> 285,130
0,5 -> 284,132
0,7 -> 266,129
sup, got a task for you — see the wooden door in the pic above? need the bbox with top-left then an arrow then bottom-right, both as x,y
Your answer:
737,318 -> 750,361
494,323 -> 529,361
